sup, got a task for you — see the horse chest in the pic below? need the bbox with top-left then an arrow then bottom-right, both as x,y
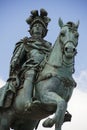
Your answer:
57,65 -> 73,78
57,80 -> 74,102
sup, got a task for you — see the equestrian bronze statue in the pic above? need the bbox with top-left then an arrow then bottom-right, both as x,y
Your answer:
0,9 -> 79,130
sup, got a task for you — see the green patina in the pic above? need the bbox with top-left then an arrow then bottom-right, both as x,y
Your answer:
0,9 -> 79,130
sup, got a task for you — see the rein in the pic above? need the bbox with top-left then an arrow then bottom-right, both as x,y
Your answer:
45,58 -> 59,69
64,40 -> 76,46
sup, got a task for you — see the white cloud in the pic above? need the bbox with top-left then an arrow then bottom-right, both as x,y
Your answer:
62,89 -> 87,130
0,78 -> 5,88
0,70 -> 87,130
74,70 -> 87,92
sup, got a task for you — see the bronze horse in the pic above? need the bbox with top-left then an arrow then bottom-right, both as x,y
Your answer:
0,18 -> 79,130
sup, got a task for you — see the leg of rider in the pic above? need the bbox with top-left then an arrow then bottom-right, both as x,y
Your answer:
23,69 -> 36,109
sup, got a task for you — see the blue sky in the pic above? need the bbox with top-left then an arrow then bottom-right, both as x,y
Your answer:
0,0 -> 87,130
0,0 -> 87,79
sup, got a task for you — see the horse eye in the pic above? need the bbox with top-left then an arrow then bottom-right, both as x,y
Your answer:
60,32 -> 65,37
75,33 -> 79,38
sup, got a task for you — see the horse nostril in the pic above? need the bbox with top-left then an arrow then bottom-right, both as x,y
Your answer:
73,48 -> 76,52
65,47 -> 68,51
65,47 -> 76,53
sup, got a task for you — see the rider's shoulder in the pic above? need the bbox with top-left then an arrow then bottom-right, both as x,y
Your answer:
13,37 -> 28,53
16,37 -> 29,45
43,39 -> 52,47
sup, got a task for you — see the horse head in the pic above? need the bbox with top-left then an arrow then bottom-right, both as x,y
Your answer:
58,18 -> 79,59
38,18 -> 79,80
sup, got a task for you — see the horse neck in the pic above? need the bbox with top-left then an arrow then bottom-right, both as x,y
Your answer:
41,38 -> 62,75
62,54 -> 74,67
48,38 -> 62,67
58,55 -> 75,78
41,37 -> 75,78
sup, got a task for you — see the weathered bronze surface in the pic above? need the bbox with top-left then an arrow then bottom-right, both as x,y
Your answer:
0,9 -> 79,130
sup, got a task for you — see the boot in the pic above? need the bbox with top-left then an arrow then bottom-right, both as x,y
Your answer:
24,69 -> 36,111
4,90 -> 14,108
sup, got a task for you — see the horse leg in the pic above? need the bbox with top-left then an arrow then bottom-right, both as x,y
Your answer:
0,118 -> 10,130
25,119 -> 40,130
55,124 -> 61,130
54,108 -> 66,130
13,119 -> 39,130
40,91 -> 67,128
54,104 -> 67,130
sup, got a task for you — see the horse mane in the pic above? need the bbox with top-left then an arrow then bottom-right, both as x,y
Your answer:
48,35 -> 63,67
66,21 -> 78,31
37,35 -> 63,78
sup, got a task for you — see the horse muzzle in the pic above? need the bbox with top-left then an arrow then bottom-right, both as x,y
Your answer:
64,42 -> 77,58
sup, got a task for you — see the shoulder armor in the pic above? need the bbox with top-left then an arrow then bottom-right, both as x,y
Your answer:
44,39 -> 52,45
13,37 -> 26,54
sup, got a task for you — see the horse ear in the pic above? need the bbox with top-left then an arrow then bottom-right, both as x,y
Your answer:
76,20 -> 80,29
58,18 -> 64,28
